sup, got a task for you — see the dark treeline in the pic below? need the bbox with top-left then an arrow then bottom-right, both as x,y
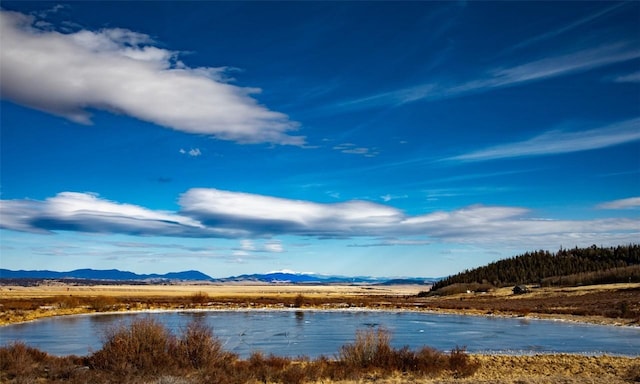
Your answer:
432,244 -> 640,291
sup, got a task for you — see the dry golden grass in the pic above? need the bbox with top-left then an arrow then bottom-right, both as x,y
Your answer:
0,283 -> 424,299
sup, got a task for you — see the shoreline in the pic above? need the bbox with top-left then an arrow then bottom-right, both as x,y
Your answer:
2,301 -> 637,328
0,303 -> 631,325
1,282 -> 639,328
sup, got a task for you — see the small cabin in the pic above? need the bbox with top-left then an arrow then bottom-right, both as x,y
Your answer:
513,285 -> 530,295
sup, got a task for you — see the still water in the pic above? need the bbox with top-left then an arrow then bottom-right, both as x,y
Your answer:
1,310 -> 639,357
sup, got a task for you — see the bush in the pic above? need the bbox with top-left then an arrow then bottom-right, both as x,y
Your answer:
337,328 -> 478,378
174,319 -> 229,369
89,295 -> 117,311
191,291 -> 210,305
338,328 -> 393,369
0,342 -> 48,382
449,346 -> 479,377
293,293 -> 305,308
89,317 -> 176,376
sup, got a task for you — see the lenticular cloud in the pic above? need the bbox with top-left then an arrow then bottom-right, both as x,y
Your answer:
1,190 -> 639,248
0,10 -> 303,145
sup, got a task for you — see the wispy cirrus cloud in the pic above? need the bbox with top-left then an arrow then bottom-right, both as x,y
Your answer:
1,189 -> 638,249
337,42 -> 640,110
597,197 -> 640,210
333,143 -> 380,157
485,42 -> 640,87
505,2 -> 627,52
613,71 -> 640,83
0,10 -> 303,145
446,117 -> 640,162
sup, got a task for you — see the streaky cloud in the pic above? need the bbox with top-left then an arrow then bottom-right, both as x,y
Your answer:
1,189 -> 638,249
336,42 -> 640,111
506,2 -> 627,52
0,10 -> 303,145
446,118 -> 640,162
613,71 -> 640,83
597,197 -> 640,210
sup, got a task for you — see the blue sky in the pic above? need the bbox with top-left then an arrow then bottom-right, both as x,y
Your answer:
0,1 -> 639,278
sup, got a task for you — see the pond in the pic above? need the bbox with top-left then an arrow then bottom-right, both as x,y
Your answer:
1,310 -> 639,357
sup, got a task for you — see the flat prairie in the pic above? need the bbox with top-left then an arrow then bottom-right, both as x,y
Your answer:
0,282 -> 424,299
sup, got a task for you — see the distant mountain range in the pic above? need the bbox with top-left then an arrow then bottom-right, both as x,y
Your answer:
0,268 -> 212,281
216,272 -> 437,284
0,268 -> 437,285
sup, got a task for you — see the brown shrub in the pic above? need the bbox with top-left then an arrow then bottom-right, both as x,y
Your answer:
414,346 -> 448,375
173,319 -> 229,369
338,327 -> 393,369
88,295 -> 117,312
293,294 -> 305,308
449,346 -> 479,377
190,291 -> 210,305
247,352 -> 293,383
335,328 -> 479,379
53,295 -> 81,309
89,317 -> 176,376
0,342 -> 49,383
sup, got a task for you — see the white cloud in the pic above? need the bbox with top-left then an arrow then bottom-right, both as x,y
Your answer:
0,191 -> 243,238
505,2 -> 627,52
446,118 -> 640,162
240,239 -> 256,251
179,188 -> 402,237
0,10 -> 303,145
264,240 -> 284,253
333,143 -> 379,157
597,197 -> 640,209
613,71 -> 640,83
1,189 -> 638,249
180,148 -> 202,157
486,43 -> 640,87
380,194 -> 408,202
338,42 -> 640,110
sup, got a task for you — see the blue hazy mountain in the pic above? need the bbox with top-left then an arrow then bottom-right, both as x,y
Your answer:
0,269 -> 436,284
218,272 -> 436,285
0,268 -> 212,281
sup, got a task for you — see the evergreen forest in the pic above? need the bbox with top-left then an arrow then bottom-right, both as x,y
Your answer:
431,244 -> 640,292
